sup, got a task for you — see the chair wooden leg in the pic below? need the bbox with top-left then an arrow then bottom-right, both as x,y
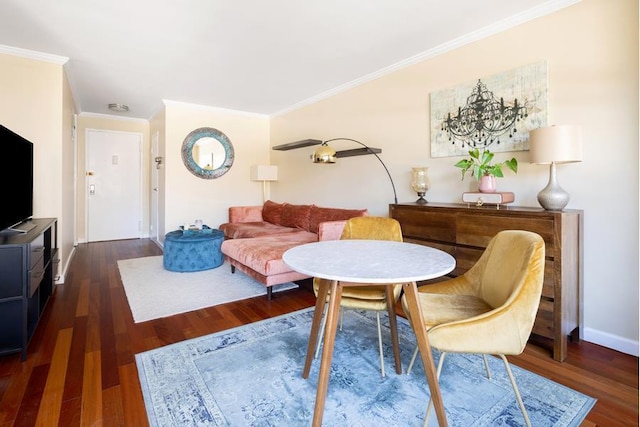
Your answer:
375,312 -> 385,378
499,355 -> 532,427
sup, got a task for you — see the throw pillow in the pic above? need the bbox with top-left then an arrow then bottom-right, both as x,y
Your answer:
262,200 -> 286,225
308,205 -> 368,233
280,204 -> 312,230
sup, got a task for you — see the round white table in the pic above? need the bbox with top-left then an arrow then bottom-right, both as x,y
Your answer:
283,239 -> 456,427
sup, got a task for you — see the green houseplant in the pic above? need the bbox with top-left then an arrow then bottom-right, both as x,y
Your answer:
454,148 -> 518,181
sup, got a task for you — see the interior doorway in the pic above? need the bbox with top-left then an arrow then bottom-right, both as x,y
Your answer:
86,129 -> 142,242
150,131 -> 159,244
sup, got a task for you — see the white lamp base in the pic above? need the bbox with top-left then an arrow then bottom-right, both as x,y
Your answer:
537,162 -> 570,210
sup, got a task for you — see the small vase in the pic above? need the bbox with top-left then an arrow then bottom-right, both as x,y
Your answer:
478,175 -> 497,193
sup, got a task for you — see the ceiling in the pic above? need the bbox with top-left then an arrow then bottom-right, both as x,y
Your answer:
0,0 -> 576,120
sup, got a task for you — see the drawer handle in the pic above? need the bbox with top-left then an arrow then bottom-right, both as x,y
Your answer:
33,247 -> 45,253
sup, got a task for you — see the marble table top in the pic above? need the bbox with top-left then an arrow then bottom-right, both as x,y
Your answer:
283,240 -> 455,283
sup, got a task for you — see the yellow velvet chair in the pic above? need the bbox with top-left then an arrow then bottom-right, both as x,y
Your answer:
403,229 -> 545,427
313,216 -> 404,378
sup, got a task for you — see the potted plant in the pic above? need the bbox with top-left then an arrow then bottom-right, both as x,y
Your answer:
454,148 -> 518,192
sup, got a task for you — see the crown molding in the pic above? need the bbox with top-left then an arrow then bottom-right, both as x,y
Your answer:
0,44 -> 68,65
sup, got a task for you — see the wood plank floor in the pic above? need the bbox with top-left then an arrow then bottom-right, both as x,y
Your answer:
0,239 -> 637,426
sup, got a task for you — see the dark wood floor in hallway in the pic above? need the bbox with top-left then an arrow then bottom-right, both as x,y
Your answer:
0,239 -> 637,426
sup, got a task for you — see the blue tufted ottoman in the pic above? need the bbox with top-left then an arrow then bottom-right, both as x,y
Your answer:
163,229 -> 225,272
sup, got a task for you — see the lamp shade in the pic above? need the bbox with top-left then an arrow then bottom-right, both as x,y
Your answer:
312,143 -> 337,163
529,125 -> 583,164
250,165 -> 278,181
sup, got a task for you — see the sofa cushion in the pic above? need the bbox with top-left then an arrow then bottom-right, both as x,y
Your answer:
280,204 -> 312,230
262,200 -> 286,225
219,221 -> 308,239
308,205 -> 368,233
221,233 -> 317,276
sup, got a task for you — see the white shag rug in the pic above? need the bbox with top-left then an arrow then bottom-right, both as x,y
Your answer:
117,256 -> 298,323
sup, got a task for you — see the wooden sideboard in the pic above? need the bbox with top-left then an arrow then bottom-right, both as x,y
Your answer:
389,203 -> 583,362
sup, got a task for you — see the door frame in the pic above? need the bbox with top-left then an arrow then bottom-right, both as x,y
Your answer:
84,128 -> 143,242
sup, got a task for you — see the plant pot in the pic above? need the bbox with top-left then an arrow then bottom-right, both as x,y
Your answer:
478,175 -> 497,193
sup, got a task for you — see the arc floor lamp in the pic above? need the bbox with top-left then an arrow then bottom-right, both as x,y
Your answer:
273,138 -> 397,204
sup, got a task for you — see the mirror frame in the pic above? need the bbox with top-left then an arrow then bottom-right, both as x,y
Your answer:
181,127 -> 234,179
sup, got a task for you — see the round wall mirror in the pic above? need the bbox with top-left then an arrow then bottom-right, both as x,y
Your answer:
181,127 -> 234,179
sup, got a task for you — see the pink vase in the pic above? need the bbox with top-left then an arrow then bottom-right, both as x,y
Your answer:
478,175 -> 497,193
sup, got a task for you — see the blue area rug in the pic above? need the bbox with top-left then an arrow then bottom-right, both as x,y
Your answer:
136,308 -> 596,426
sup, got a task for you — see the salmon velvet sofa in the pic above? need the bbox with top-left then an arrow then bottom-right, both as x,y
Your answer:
219,201 -> 368,299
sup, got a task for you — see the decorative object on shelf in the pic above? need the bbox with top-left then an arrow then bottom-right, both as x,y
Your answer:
311,138 -> 397,204
529,125 -> 582,211
251,165 -> 278,203
462,191 -> 514,209
454,148 -> 518,193
410,167 -> 430,204
181,127 -> 234,179
431,61 -> 548,157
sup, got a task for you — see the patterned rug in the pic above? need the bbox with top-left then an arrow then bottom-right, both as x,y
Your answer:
136,308 -> 596,426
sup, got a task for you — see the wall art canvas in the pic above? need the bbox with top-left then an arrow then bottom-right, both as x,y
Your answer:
430,61 -> 548,158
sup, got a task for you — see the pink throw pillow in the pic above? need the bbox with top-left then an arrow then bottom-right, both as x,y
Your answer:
262,200 -> 286,225
280,204 -> 312,230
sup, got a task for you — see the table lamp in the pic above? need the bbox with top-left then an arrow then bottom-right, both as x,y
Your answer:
250,165 -> 278,202
529,125 -> 582,210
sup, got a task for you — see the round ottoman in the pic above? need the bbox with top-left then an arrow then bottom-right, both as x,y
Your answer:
163,229 -> 225,272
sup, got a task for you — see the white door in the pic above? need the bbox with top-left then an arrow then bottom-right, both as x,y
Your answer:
150,132 -> 159,243
86,129 -> 142,242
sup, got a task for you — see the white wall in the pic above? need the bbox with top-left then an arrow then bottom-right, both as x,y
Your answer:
270,0 -> 639,355
0,52 -> 74,283
160,101 -> 271,236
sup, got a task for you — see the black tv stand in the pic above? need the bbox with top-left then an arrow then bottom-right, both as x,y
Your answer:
0,218 -> 58,360
0,220 -> 37,235
10,220 -> 36,234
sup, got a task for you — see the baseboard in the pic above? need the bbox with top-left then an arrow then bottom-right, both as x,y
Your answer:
583,327 -> 639,357
55,245 -> 77,285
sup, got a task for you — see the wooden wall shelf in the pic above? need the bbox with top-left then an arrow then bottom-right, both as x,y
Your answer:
272,139 -> 382,158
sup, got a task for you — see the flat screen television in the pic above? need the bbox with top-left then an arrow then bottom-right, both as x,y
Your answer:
0,125 -> 34,233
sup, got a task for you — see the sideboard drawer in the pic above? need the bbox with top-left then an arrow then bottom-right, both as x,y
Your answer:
390,207 -> 456,243
532,299 -> 555,339
456,214 -> 555,252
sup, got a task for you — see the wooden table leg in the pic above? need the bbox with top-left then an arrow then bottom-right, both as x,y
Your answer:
303,279 -> 330,378
301,280 -> 343,426
402,282 -> 448,427
385,285 -> 402,375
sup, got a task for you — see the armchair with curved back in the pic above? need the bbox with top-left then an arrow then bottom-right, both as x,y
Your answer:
312,216 -> 405,378
403,229 -> 545,427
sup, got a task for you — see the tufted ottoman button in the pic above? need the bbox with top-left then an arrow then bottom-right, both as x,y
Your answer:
163,229 -> 225,272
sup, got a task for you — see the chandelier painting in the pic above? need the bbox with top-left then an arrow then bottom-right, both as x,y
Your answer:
430,61 -> 548,158
441,79 -> 527,149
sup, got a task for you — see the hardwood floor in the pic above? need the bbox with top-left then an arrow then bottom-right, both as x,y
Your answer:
0,239 -> 637,426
